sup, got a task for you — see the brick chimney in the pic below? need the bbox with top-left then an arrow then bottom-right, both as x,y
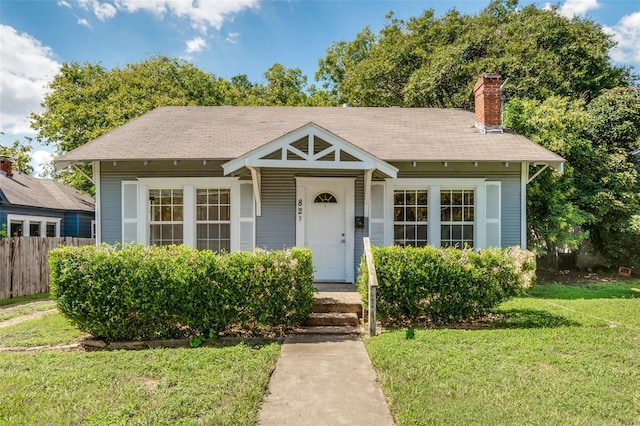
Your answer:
473,73 -> 503,133
0,156 -> 13,177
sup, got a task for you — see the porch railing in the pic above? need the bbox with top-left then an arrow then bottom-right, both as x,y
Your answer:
362,237 -> 378,336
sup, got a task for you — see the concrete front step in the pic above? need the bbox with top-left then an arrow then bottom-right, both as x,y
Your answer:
292,326 -> 362,336
312,301 -> 362,317
313,291 -> 363,318
305,312 -> 360,327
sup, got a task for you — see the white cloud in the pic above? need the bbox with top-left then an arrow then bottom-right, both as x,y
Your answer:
186,36 -> 207,53
226,32 -> 240,44
57,0 -> 72,8
93,1 -> 117,21
558,0 -> 600,18
31,150 -> 54,178
115,0 -> 259,33
77,0 -> 116,21
0,25 -> 60,135
77,17 -> 92,28
604,12 -> 640,64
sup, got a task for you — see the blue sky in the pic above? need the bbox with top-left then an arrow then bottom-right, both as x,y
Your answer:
1,0 -> 639,175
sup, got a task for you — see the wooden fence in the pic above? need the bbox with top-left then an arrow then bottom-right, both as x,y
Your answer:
0,237 -> 95,300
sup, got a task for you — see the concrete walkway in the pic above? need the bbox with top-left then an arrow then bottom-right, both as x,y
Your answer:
258,334 -> 395,426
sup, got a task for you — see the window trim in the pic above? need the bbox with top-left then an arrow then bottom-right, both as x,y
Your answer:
7,214 -> 61,237
383,178 -> 492,249
137,177 -> 243,251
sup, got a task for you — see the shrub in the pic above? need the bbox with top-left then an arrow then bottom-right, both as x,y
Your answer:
49,245 -> 314,341
357,245 -> 535,325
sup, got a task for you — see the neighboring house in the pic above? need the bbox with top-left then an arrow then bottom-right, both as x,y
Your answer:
0,157 -> 95,238
56,74 -> 564,282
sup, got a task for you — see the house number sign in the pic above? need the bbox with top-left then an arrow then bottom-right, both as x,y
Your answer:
297,199 -> 303,221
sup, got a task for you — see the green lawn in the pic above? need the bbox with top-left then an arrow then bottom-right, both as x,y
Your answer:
0,311 -> 87,347
0,303 -> 281,424
0,344 -> 281,425
366,280 -> 640,425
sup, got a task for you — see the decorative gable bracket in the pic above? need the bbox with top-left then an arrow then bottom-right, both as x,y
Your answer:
223,123 -> 397,218
222,122 -> 398,178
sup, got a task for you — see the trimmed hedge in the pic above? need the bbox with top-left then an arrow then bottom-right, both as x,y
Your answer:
357,245 -> 535,325
49,245 -> 314,341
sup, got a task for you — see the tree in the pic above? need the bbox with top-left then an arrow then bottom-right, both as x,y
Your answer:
31,55 -> 227,192
316,0 -> 631,107
504,88 -> 640,266
257,64 -> 309,106
0,136 -> 34,175
504,97 -> 590,255
32,55 -> 224,156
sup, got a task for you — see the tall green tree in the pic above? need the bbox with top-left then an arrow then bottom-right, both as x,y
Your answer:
31,55 -> 228,192
316,0 -> 631,107
504,97 -> 590,255
32,55 -> 225,156
258,64 -> 308,106
505,87 -> 640,266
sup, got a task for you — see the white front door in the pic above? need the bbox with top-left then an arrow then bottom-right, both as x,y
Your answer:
295,178 -> 355,282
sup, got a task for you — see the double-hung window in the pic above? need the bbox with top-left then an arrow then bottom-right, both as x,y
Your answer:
196,188 -> 231,252
393,189 -> 428,247
440,189 -> 475,248
149,189 -> 183,246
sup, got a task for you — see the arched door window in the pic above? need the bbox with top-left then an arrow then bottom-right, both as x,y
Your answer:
314,192 -> 337,203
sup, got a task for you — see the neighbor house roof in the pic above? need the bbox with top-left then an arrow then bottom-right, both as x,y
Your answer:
56,106 -> 564,169
0,173 -> 94,212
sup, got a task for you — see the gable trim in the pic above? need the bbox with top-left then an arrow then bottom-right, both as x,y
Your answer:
222,122 -> 398,178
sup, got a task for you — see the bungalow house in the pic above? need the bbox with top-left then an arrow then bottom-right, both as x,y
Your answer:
55,74 -> 564,282
0,157 -> 95,238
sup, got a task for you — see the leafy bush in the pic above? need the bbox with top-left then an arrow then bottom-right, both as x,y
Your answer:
357,245 -> 535,325
49,245 -> 314,341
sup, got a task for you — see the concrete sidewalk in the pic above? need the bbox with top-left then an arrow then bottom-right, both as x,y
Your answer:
258,334 -> 395,425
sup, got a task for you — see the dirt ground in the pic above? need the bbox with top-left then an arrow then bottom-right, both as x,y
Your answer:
536,268 -> 638,285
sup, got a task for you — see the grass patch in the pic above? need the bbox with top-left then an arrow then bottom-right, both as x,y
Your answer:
0,343 -> 281,424
0,292 -> 50,307
367,282 -> 640,425
528,281 -> 640,300
0,299 -> 56,322
0,312 -> 87,347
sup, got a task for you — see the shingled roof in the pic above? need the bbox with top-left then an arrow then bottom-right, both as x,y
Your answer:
0,173 -> 94,212
56,106 -> 564,169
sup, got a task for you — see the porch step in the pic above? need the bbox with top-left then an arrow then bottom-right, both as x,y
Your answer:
313,292 -> 363,318
292,326 -> 362,336
305,312 -> 360,327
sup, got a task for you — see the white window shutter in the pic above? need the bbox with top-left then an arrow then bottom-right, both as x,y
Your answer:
122,181 -> 139,244
369,182 -> 385,246
485,182 -> 501,247
239,182 -> 255,251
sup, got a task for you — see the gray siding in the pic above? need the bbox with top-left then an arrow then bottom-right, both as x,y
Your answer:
256,168 -> 366,278
98,160 -> 524,278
